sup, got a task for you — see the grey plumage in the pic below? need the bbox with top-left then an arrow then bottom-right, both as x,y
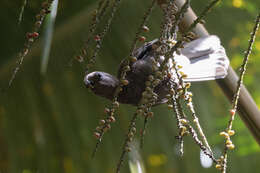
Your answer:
84,35 -> 229,106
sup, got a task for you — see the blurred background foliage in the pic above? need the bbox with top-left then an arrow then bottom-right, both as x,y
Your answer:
0,0 -> 260,173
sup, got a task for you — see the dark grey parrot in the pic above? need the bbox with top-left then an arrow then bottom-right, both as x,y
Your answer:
84,35 -> 229,106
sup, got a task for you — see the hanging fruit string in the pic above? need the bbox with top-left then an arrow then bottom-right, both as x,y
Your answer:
74,0 -> 110,66
8,0 -> 54,88
87,0 -> 121,71
219,13 -> 260,173
139,0 -> 179,149
91,0 -> 157,158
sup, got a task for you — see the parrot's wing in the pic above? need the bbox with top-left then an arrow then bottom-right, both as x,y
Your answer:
181,35 -> 221,59
118,36 -> 229,82
134,39 -> 159,60
173,35 -> 229,82
117,39 -> 159,78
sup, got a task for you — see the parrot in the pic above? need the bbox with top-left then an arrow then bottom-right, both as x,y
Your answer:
84,35 -> 229,106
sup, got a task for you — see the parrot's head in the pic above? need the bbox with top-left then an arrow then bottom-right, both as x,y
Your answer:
84,71 -> 119,100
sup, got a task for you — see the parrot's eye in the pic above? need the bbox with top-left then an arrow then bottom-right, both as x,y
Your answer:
97,73 -> 102,80
92,73 -> 102,83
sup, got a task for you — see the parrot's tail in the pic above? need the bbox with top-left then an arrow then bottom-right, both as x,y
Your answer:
173,35 -> 230,82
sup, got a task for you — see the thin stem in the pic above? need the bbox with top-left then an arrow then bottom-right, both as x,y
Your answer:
116,113 -> 138,173
221,13 -> 260,173
183,0 -> 220,35
8,0 -> 54,88
92,0 -> 156,158
18,0 -> 28,25
129,0 -> 157,56
89,0 -> 121,64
